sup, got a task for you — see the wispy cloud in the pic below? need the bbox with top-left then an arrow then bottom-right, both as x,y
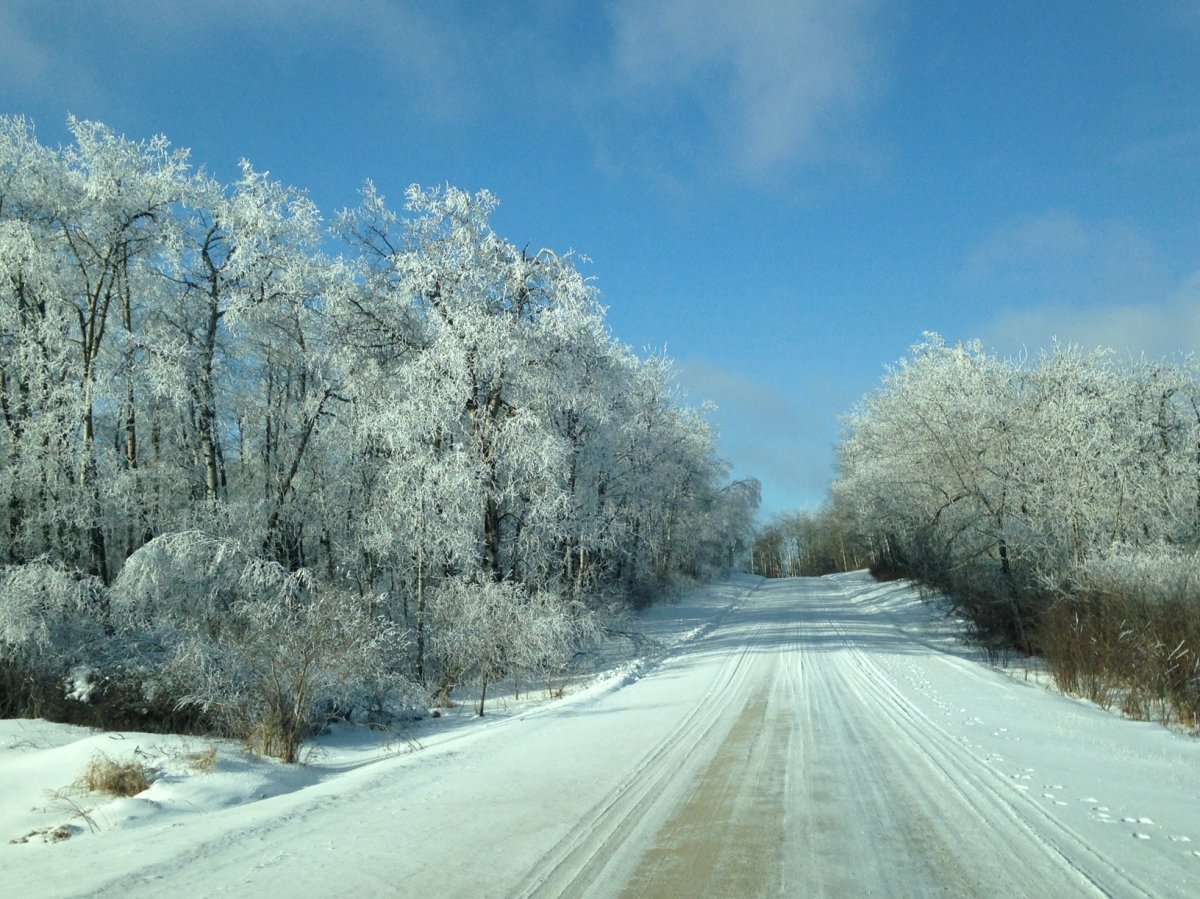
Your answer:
676,359 -> 833,513
965,210 -> 1200,358
3,0 -> 885,192
965,210 -> 1172,310
0,4 -> 105,113
602,0 -> 885,182
982,277 -> 1200,361
0,0 -> 481,127
0,5 -> 46,91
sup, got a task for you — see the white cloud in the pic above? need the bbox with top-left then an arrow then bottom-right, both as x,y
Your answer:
0,0 -> 479,128
604,0 -> 884,180
982,277 -> 1200,360
964,210 -> 1171,309
0,4 -> 105,113
966,210 -> 1200,358
2,1 -> 884,190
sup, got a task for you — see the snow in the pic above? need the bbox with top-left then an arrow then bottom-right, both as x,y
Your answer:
4,573 -> 1200,896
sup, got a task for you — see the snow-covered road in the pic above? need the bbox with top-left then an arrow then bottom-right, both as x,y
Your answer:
6,573 -> 1200,897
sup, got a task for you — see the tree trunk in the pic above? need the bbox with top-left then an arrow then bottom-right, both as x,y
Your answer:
482,493 -> 502,581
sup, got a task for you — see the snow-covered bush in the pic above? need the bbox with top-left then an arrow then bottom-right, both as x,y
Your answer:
0,560 -> 109,717
835,334 -> 1200,661
509,589 -> 604,698
111,532 -> 251,637
429,577 -> 600,715
1072,543 -> 1200,605
109,533 -> 422,761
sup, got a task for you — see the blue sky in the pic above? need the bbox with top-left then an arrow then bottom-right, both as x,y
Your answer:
3,1 -> 1199,517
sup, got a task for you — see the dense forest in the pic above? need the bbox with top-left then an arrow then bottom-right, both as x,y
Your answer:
0,117 -> 759,758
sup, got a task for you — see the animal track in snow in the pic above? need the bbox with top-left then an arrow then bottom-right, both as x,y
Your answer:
1120,816 -> 1156,841
1089,804 -> 1115,824
1037,785 -> 1068,806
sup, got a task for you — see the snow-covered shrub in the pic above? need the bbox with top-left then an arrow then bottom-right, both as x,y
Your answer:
0,560 -> 109,717
1073,543 -> 1200,605
429,577 -> 600,715
111,532 -> 252,636
834,335 -> 1200,662
109,532 -> 422,761
167,562 -> 417,762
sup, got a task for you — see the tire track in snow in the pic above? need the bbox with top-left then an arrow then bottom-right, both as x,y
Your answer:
525,575 -> 1148,897
514,583 -> 773,898
616,682 -> 788,897
818,582 -> 1150,898
617,608 -> 805,898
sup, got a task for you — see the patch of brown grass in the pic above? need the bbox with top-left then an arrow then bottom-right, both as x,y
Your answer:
10,824 -> 71,844
77,752 -> 155,797
183,743 -> 219,774
1037,591 -> 1200,730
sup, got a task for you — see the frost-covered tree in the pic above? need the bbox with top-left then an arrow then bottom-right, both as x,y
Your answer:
0,117 -> 189,577
0,115 -> 758,743
151,163 -> 323,511
53,119 -> 188,581
834,333 -> 1200,648
0,118 -> 74,568
332,184 -> 751,667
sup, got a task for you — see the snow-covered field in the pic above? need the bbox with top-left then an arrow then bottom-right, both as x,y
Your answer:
3,573 -> 1199,897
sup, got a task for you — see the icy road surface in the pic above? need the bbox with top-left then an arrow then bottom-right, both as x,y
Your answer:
5,573 -> 1200,897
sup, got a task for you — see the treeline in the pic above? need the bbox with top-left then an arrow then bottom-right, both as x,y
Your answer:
827,333 -> 1200,726
0,117 -> 758,756
751,507 -> 870,578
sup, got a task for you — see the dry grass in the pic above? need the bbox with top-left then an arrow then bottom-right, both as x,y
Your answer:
10,824 -> 72,844
48,789 -> 100,834
183,743 -> 219,774
241,714 -> 306,765
77,752 -> 155,797
1037,592 -> 1200,730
